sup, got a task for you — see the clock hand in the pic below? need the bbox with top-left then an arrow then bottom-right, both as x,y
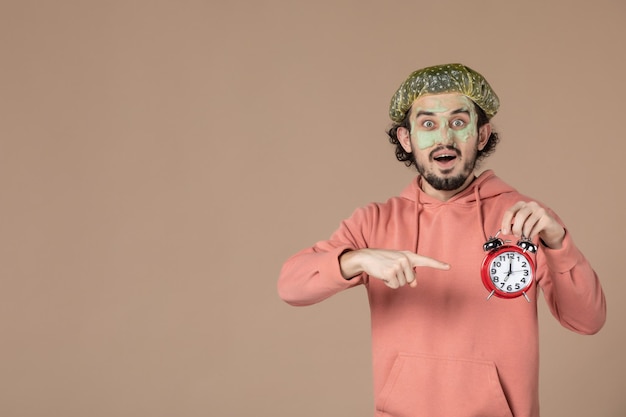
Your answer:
504,258 -> 513,282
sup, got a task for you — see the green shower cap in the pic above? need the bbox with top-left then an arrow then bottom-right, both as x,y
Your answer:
389,63 -> 500,122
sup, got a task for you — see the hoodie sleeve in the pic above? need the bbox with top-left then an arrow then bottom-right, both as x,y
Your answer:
277,205 -> 373,306
536,229 -> 606,335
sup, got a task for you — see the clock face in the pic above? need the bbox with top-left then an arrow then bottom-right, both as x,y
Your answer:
481,246 -> 535,299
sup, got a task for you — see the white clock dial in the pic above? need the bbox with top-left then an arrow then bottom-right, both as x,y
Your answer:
488,251 -> 533,293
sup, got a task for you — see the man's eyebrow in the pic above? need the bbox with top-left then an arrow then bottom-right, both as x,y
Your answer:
414,108 -> 470,118
451,108 -> 470,116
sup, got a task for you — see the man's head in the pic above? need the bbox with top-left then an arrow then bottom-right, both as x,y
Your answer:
389,63 -> 499,123
386,64 -> 501,197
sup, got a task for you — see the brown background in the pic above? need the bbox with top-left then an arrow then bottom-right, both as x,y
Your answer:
1,1 -> 624,416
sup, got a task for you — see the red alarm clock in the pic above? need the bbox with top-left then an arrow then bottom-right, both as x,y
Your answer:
481,231 -> 537,302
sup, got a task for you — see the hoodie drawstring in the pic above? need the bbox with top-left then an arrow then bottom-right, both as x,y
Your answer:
413,173 -> 494,253
474,182 -> 489,243
414,180 -> 423,253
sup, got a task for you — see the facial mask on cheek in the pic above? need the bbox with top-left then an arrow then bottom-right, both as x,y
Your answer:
410,107 -> 479,150
452,118 -> 478,143
412,122 -> 450,150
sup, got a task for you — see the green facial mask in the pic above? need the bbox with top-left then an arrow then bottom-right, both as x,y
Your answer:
409,96 -> 478,150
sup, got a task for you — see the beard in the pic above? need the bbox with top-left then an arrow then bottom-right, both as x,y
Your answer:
414,146 -> 478,191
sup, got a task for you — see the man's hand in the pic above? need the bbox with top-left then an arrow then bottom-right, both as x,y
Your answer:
501,201 -> 566,249
339,249 -> 450,289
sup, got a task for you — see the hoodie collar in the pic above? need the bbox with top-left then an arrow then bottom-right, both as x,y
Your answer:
402,170 -> 517,252
400,169 -> 514,206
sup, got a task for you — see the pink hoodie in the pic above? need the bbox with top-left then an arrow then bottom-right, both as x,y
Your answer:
278,170 -> 605,417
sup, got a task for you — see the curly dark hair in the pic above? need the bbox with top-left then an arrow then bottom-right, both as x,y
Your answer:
386,102 -> 500,168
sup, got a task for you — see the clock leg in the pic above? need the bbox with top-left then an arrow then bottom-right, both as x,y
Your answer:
523,292 -> 530,303
487,290 -> 495,300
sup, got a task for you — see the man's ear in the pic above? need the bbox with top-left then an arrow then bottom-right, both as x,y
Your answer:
477,123 -> 492,151
397,126 -> 412,153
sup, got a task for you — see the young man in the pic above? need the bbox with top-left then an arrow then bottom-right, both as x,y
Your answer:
277,63 -> 606,417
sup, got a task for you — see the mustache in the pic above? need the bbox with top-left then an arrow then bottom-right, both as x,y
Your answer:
429,146 -> 461,161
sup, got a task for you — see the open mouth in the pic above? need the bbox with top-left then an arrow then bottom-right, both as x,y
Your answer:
430,147 -> 460,170
432,148 -> 459,162
433,154 -> 457,162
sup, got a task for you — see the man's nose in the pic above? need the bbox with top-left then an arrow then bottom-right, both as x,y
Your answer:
435,125 -> 454,144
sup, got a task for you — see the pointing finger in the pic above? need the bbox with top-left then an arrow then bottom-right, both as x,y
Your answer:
407,253 -> 450,271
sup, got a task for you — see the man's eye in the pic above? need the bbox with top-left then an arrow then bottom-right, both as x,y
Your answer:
452,119 -> 465,128
422,120 -> 435,128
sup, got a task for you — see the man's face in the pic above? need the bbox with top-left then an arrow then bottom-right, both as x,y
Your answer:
398,93 -> 490,197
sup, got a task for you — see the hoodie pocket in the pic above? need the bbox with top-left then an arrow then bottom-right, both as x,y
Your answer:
376,352 -> 513,417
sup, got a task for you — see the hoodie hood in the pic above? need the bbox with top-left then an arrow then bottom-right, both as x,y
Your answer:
399,169 -> 516,205
400,170 -> 518,253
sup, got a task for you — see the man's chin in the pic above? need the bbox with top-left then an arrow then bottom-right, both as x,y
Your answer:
423,172 -> 470,191
416,156 -> 477,192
